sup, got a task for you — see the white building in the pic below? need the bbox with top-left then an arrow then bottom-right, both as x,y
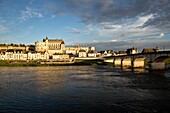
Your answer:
0,49 -> 27,60
88,50 -> 98,57
52,54 -> 70,60
0,50 -> 49,61
0,37 -> 97,60
78,49 -> 87,57
27,52 -> 49,60
127,47 -> 138,54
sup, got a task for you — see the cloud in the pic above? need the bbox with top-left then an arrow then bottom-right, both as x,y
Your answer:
128,33 -> 164,42
60,0 -> 169,27
0,24 -> 9,34
66,26 -> 89,34
45,0 -> 170,30
111,40 -> 117,42
50,15 -> 56,20
99,14 -> 155,30
0,18 -> 9,34
160,33 -> 164,37
19,6 -> 43,21
67,21 -> 164,43
88,40 -> 170,51
133,14 -> 154,28
93,40 -> 99,43
86,33 -> 170,51
43,0 -> 169,43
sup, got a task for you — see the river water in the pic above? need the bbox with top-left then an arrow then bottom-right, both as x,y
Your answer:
0,66 -> 170,113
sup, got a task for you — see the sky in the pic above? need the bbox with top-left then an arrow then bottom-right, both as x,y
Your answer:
0,0 -> 170,51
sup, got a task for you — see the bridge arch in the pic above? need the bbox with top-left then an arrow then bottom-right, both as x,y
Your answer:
122,58 -> 131,67
133,57 -> 146,68
114,58 -> 122,66
153,56 -> 170,62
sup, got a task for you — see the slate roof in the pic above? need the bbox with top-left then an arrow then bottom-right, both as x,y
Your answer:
79,49 -> 86,52
88,50 -> 98,53
43,37 -> 65,44
142,48 -> 157,53
6,49 -> 14,52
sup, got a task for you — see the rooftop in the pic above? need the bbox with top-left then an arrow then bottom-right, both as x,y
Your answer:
43,37 -> 65,44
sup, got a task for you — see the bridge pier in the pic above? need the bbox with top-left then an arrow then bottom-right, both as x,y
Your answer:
114,58 -> 145,68
114,58 -> 122,66
122,58 -> 131,67
133,58 -> 145,68
104,59 -> 114,63
149,62 -> 165,70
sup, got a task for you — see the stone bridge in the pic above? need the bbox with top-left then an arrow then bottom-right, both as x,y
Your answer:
104,51 -> 170,70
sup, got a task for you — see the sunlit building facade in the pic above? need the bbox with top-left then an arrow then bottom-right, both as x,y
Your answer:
0,37 -> 97,61
35,37 -> 65,55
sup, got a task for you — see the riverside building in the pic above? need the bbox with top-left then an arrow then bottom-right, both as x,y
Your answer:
0,37 -> 97,61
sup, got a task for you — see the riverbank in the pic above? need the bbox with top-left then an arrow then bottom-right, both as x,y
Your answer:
1,60 -> 169,70
0,59 -> 107,66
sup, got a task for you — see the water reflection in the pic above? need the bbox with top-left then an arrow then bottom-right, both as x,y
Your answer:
0,66 -> 169,113
34,67 -> 67,94
115,66 -> 148,73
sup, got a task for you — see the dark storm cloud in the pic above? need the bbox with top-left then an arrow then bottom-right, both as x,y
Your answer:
45,0 -> 170,29
88,40 -> 170,52
142,0 -> 170,29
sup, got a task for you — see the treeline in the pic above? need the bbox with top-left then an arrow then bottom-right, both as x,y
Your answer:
0,43 -> 26,47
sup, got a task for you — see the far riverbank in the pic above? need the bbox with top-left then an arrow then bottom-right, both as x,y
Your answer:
0,59 -> 107,67
1,60 -> 170,70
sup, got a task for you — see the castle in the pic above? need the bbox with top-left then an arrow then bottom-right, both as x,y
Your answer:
35,37 -> 65,55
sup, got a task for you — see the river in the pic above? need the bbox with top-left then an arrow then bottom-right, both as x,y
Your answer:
0,66 -> 170,113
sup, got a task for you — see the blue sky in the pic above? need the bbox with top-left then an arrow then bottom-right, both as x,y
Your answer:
0,0 -> 170,50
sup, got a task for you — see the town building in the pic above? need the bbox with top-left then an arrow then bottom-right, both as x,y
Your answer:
0,44 -> 29,60
78,49 -> 87,57
126,47 -> 138,54
142,47 -> 159,53
99,50 -> 113,57
0,37 -> 97,61
115,50 -> 127,56
88,50 -> 98,57
52,53 -> 70,60
27,52 -> 49,60
0,44 -> 29,53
